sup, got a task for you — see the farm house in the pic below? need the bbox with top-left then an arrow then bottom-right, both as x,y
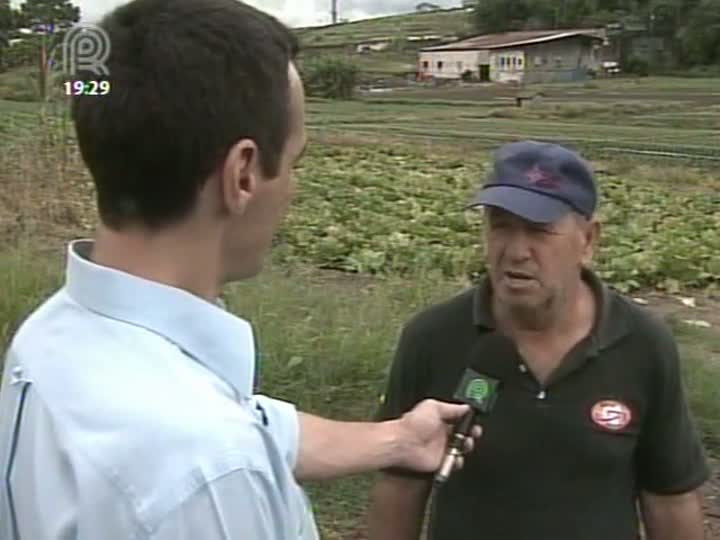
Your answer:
417,29 -> 607,84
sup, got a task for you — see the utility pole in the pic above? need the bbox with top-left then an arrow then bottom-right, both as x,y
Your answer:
331,0 -> 337,24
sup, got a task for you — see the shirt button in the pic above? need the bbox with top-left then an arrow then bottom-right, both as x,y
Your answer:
519,364 -> 527,373
537,390 -> 547,400
10,366 -> 24,385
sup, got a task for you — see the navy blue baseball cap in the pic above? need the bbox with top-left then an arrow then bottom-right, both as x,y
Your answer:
467,140 -> 597,223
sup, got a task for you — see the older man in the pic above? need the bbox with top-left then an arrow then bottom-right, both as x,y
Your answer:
368,140 -> 710,540
0,1 -> 481,539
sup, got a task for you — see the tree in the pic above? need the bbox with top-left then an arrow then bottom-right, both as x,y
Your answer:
473,0 -> 532,33
300,56 -> 358,100
681,0 -> 720,64
0,0 -> 12,32
16,0 -> 80,99
19,0 -> 79,28
466,0 -> 715,69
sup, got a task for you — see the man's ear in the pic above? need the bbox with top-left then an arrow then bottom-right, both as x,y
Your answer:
581,217 -> 601,265
220,139 -> 259,215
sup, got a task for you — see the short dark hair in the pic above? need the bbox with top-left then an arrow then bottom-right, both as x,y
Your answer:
71,0 -> 300,230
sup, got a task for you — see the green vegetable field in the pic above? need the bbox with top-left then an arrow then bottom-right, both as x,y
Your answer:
277,141 -> 720,294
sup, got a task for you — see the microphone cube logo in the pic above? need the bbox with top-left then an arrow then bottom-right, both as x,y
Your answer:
465,379 -> 490,402
454,369 -> 500,413
62,23 -> 111,76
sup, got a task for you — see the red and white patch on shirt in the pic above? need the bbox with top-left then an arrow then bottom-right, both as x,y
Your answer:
591,399 -> 632,431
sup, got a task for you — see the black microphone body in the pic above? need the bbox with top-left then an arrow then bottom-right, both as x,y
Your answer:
435,409 -> 477,484
433,337 -> 506,484
427,333 -> 513,540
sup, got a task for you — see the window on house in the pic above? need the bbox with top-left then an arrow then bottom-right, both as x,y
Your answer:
422,61 -> 429,68
518,57 -> 523,67
500,57 -> 505,67
437,61 -> 443,70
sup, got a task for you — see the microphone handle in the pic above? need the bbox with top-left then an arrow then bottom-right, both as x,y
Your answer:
434,409 -> 476,484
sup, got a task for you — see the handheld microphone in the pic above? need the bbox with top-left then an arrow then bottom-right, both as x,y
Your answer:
434,367 -> 501,484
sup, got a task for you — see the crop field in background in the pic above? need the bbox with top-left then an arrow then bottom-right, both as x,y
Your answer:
312,77 -> 720,159
1,75 -> 719,538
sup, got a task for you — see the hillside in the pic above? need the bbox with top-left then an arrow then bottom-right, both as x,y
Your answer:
294,7 -> 475,81
294,7 -> 474,50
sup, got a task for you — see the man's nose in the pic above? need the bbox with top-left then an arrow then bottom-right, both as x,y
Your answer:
503,229 -> 532,260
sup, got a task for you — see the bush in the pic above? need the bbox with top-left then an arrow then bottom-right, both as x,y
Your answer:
624,57 -> 650,76
0,38 -> 37,71
300,55 -> 358,100
0,70 -> 39,101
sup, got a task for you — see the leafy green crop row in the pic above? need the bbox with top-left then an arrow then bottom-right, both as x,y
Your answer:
276,143 -> 720,293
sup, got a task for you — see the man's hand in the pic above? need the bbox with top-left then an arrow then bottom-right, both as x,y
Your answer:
392,399 -> 482,473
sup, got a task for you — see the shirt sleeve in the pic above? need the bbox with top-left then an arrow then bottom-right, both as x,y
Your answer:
150,468 -> 297,540
635,319 -> 711,494
373,322 -> 432,478
250,394 -> 300,471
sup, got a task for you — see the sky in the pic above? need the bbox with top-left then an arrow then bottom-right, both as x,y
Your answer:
10,0 -> 463,27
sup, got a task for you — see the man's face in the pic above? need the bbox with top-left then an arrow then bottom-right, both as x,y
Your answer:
220,61 -> 307,281
483,206 -> 597,315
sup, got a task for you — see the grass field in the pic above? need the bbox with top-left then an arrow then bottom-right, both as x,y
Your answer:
1,75 -> 719,538
312,77 -> 720,159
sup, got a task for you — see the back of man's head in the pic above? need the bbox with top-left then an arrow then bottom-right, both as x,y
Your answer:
71,0 -> 300,231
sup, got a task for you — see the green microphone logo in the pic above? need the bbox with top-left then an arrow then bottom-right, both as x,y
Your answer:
465,378 -> 490,403
454,369 -> 500,412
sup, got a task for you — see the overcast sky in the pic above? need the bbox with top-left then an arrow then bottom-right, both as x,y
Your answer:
10,0 -> 463,27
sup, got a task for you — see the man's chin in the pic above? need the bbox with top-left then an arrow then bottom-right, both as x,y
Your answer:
497,288 -> 547,312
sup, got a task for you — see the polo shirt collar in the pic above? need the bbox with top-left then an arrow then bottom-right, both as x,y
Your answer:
64,239 -> 256,399
472,266 -> 628,353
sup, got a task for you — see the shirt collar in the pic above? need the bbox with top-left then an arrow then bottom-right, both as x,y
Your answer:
64,239 -> 256,399
472,266 -> 628,353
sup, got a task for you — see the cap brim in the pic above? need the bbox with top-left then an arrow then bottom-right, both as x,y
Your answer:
466,185 -> 572,224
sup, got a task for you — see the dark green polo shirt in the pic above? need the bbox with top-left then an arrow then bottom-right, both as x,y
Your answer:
375,268 -> 710,540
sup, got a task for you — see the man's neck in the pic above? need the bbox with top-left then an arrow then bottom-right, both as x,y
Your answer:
495,278 -> 594,342
90,224 -> 223,301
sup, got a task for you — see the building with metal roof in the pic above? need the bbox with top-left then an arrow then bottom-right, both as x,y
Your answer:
417,29 -> 607,84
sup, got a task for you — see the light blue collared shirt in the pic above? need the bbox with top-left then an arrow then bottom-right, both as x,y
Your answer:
0,239 -> 319,540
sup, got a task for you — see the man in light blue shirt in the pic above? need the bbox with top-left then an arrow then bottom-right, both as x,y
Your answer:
0,0 -> 481,539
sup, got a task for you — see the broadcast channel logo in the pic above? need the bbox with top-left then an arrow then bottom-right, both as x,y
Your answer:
62,23 -> 111,77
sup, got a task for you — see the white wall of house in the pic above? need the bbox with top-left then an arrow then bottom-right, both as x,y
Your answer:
417,49 -> 489,79
522,37 -> 601,83
418,37 -> 602,82
489,49 -> 525,83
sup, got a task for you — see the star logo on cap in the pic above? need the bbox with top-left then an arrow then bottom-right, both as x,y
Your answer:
526,164 -> 561,189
